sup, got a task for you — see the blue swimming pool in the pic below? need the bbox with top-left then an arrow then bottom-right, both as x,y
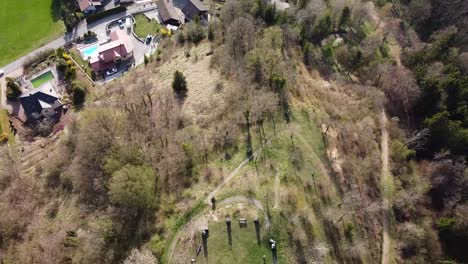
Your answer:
81,44 -> 99,59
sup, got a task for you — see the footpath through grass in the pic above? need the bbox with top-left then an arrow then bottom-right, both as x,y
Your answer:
0,0 -> 65,67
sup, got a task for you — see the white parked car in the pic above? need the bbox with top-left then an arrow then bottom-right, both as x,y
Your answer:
0,69 -> 4,77
125,18 -> 132,29
106,67 -> 118,76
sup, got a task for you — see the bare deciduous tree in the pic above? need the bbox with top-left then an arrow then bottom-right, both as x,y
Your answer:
377,63 -> 420,121
123,248 -> 158,264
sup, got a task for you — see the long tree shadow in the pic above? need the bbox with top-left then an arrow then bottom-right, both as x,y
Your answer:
254,218 -> 261,246
202,229 -> 209,258
226,217 -> 232,247
50,0 -> 62,22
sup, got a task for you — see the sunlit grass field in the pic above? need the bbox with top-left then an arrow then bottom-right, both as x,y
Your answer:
0,0 -> 65,67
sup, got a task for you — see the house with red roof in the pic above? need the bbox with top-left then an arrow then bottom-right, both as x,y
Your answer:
77,0 -> 102,14
90,30 -> 134,73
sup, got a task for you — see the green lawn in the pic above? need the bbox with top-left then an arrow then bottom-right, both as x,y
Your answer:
0,0 -> 65,67
69,49 -> 93,78
133,14 -> 161,39
196,220 -> 273,264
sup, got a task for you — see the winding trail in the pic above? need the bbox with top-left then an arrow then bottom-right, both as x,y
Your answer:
367,4 -> 398,262
273,169 -> 280,208
380,110 -> 392,264
206,137 -> 275,203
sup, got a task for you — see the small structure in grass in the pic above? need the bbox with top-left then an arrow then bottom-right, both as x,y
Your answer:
239,218 -> 247,228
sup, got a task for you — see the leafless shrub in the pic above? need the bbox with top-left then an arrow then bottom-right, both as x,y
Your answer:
376,63 -> 420,121
123,248 -> 158,264
22,49 -> 55,72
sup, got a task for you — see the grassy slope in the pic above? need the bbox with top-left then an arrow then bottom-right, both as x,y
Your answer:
0,0 -> 65,67
167,108 -> 341,263
148,43 -> 347,263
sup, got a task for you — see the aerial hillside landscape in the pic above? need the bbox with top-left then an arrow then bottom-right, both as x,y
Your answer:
0,0 -> 466,263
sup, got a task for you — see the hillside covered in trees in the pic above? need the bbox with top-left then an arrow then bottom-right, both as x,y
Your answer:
0,0 -> 466,263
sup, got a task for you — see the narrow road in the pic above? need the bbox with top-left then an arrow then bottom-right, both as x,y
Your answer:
380,110 -> 392,264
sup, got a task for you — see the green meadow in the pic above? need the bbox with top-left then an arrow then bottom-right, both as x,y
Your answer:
0,0 -> 65,67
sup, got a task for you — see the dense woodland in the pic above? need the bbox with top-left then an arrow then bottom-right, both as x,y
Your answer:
0,0 -> 467,263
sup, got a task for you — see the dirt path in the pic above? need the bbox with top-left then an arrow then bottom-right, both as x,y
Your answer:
206,137 -> 275,203
273,169 -> 280,208
380,110 -> 392,264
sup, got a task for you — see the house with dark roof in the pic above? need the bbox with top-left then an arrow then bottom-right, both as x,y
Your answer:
19,82 -> 62,121
77,0 -> 102,14
182,0 -> 208,21
157,0 -> 183,26
89,30 -> 134,73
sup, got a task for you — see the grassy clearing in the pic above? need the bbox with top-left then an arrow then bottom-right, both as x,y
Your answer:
146,43 -> 346,263
168,201 -> 278,264
134,14 -> 161,39
0,0 -> 65,67
199,220 -> 273,264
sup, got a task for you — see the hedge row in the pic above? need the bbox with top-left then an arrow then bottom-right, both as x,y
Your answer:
86,6 -> 127,24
